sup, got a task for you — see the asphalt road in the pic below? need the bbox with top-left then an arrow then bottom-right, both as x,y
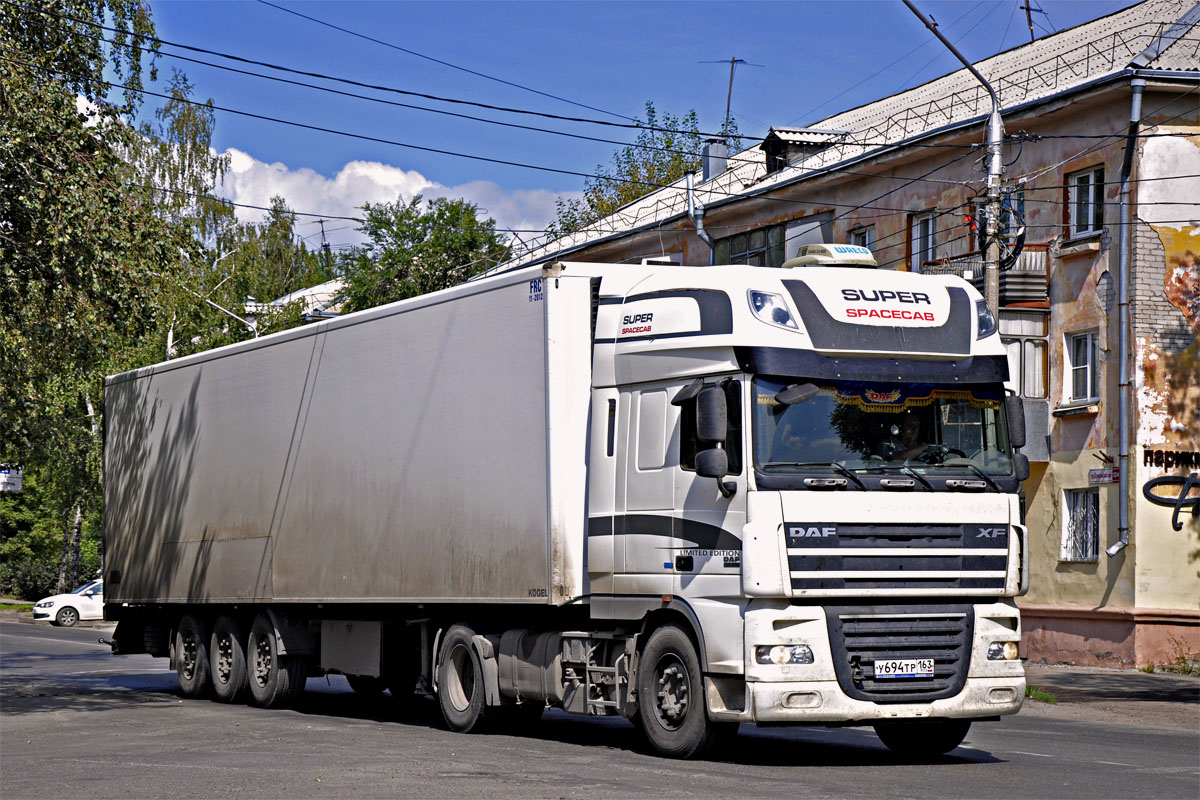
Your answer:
2,621 -> 1197,799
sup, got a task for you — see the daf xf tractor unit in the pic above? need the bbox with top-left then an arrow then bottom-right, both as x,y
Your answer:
103,243 -> 1029,759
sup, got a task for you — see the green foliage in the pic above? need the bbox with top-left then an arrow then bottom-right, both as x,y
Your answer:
342,195 -> 510,311
547,101 -> 742,238
1024,685 -> 1058,704
0,469 -> 96,600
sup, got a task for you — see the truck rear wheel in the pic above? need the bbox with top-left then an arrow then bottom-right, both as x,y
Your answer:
175,615 -> 210,698
436,624 -> 489,733
247,613 -> 306,708
636,624 -> 730,759
209,614 -> 249,703
873,719 -> 972,756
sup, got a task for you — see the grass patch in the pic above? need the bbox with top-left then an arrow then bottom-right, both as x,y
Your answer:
0,601 -> 34,613
1025,685 -> 1058,704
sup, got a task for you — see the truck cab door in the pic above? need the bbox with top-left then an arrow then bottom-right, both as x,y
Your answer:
672,378 -> 747,597
614,386 -> 677,595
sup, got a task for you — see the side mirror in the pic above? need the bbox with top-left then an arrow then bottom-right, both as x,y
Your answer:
1005,395 -> 1026,450
696,448 -> 737,498
775,382 -> 819,405
696,386 -> 727,443
1013,453 -> 1030,482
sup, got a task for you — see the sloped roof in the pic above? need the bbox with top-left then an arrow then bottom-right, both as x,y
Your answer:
497,0 -> 1199,272
244,277 -> 346,318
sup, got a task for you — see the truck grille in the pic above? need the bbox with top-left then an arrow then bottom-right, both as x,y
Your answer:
824,604 -> 973,703
786,523 -> 1008,594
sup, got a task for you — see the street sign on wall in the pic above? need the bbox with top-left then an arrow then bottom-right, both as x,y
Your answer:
1089,467 -> 1119,484
0,465 -> 23,493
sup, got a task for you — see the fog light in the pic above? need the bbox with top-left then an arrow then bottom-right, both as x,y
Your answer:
755,644 -> 814,665
987,641 -> 1020,660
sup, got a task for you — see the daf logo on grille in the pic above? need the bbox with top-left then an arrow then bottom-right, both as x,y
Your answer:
788,525 -> 836,537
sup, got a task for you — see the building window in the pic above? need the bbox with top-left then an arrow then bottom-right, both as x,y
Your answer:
714,223 -> 785,267
1001,311 -> 1047,399
1066,330 -> 1099,403
849,225 -> 875,252
1068,166 -> 1104,237
911,212 -> 937,271
1062,488 -> 1100,562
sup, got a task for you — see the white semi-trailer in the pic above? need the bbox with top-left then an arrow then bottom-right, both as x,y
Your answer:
104,244 -> 1029,758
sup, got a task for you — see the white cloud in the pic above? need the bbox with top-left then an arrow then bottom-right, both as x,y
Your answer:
216,149 -> 575,248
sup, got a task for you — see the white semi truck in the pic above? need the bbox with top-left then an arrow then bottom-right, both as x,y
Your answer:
103,244 -> 1029,759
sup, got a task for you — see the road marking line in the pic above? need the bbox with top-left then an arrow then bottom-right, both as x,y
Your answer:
1010,751 -> 1054,758
1095,761 -> 1136,767
0,633 -> 112,647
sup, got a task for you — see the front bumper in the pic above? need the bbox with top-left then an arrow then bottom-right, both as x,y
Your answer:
743,675 -> 1025,723
32,610 -> 53,621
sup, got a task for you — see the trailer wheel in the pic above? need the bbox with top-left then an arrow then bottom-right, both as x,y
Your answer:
346,675 -> 386,695
636,624 -> 729,759
873,719 -> 971,756
247,613 -> 306,708
175,615 -> 210,698
436,624 -> 489,733
209,614 -> 249,703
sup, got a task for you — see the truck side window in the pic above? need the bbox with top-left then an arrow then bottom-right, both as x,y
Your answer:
679,380 -> 742,474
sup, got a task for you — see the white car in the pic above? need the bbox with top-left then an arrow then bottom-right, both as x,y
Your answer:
32,580 -> 104,627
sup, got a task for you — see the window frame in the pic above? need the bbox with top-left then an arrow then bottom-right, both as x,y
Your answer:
1066,166 -> 1105,238
910,211 -> 937,272
849,225 -> 876,252
1061,487 -> 1100,562
714,223 -> 786,267
1000,311 -> 1048,400
1065,330 -> 1100,404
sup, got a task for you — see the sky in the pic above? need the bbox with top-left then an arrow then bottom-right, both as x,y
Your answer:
137,0 -> 1140,250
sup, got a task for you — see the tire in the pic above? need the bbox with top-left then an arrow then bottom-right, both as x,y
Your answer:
175,615 -> 211,698
55,607 -> 79,627
436,624 -> 490,733
247,613 -> 307,709
873,719 -> 972,756
209,614 -> 249,703
346,674 -> 387,695
636,624 -> 730,759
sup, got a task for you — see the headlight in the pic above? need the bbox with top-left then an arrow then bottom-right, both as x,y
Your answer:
987,641 -> 1020,660
755,644 -> 814,665
35,601 -> 54,608
748,290 -> 798,330
976,299 -> 997,338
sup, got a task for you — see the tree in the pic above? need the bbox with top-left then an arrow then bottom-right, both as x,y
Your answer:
546,101 -> 742,238
342,195 -> 510,312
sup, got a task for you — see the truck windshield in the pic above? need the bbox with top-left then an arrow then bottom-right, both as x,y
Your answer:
752,377 -> 1013,477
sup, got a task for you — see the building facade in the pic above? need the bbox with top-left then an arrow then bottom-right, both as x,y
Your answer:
499,0 -> 1200,667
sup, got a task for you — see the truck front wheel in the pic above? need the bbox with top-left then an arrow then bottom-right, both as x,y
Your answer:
247,612 -> 306,708
873,719 -> 972,756
175,615 -> 210,698
209,614 -> 249,703
636,624 -> 731,759
436,624 -> 489,733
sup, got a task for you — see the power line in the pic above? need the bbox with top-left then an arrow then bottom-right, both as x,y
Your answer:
254,0 -> 636,123
8,57 -> 988,222
9,2 -> 976,154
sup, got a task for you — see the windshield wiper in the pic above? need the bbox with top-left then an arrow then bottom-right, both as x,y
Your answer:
769,462 -> 866,490
900,465 -> 933,490
953,462 -> 1001,492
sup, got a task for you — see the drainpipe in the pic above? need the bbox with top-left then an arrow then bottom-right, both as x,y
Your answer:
687,172 -> 714,265
1108,77 -> 1146,558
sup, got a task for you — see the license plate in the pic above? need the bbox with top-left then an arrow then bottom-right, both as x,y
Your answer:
874,658 -> 934,679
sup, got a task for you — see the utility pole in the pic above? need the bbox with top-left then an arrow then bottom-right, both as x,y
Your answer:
903,0 -> 1005,316
1022,3 -> 1035,42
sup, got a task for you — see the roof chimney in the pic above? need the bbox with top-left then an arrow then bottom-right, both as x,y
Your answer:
702,139 -> 728,181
